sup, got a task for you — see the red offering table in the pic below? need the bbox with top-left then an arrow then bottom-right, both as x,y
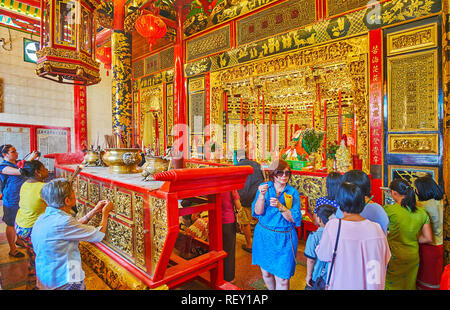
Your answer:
55,163 -> 253,290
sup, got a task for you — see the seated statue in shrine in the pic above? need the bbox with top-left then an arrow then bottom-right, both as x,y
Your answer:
281,126 -> 308,161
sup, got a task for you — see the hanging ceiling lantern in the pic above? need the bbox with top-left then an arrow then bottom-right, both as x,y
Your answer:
96,46 -> 112,70
135,14 -> 167,51
35,0 -> 101,86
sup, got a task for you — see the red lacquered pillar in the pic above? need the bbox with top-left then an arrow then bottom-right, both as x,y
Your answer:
173,1 -> 187,165
74,84 -> 88,152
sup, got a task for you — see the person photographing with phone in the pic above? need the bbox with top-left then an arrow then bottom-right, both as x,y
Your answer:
251,159 -> 302,290
0,144 -> 40,258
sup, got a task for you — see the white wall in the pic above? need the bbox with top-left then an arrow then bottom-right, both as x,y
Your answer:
87,65 -> 113,149
0,28 -> 74,148
0,27 -> 112,152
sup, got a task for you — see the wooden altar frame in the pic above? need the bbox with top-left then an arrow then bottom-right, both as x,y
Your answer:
55,163 -> 253,290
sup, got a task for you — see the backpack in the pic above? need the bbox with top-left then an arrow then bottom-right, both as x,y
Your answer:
0,161 -> 17,199
236,160 -> 265,207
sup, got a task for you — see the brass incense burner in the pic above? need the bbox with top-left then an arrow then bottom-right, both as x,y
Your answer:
141,156 -> 170,179
102,148 -> 142,174
83,146 -> 107,167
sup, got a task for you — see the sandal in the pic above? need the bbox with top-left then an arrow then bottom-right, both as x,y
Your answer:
241,245 -> 252,253
9,251 -> 25,258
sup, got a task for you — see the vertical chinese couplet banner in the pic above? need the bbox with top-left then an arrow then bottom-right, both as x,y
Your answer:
74,84 -> 88,152
369,28 -> 383,203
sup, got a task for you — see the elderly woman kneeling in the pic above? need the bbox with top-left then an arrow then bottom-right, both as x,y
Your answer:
31,178 -> 113,290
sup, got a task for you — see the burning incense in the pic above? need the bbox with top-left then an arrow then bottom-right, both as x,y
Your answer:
67,164 -> 83,183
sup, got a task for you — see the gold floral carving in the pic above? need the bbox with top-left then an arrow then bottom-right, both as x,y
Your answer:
211,36 -> 370,171
105,219 -> 133,258
101,186 -> 116,205
289,174 -> 327,215
149,196 -> 167,275
36,47 -> 99,69
116,190 -> 132,219
124,8 -> 142,33
347,57 -> 370,173
388,134 -> 439,154
133,194 -> 146,269
79,179 -> 88,200
210,36 -> 368,86
89,182 -> 100,204
79,242 -> 150,290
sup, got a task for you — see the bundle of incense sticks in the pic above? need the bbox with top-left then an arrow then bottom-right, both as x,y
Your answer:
67,165 -> 83,183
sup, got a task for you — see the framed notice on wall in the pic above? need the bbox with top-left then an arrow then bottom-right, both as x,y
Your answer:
37,128 -> 70,171
0,126 -> 31,159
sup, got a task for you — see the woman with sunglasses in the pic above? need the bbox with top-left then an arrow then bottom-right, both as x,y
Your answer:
0,144 -> 39,258
384,178 -> 433,290
251,159 -> 302,290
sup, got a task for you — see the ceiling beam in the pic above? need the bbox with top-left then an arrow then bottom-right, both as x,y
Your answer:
16,0 -> 40,9
0,8 -> 40,25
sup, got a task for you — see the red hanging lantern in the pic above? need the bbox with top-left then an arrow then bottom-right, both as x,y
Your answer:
96,46 -> 112,70
135,14 -> 167,50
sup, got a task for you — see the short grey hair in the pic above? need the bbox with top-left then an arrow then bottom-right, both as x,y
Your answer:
41,178 -> 74,208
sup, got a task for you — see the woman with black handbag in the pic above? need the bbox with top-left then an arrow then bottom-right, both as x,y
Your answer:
316,182 -> 391,290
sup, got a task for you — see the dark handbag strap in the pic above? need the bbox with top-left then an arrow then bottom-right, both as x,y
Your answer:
326,219 -> 342,288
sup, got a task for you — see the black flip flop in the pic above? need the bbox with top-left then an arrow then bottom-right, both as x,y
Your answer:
9,251 -> 25,258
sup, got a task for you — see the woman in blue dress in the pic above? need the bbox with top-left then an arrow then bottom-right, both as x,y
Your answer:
252,159 -> 302,290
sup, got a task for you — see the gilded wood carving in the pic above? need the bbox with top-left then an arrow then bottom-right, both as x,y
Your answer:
133,194 -> 146,270
388,134 -> 439,154
149,196 -> 168,275
387,23 -> 438,56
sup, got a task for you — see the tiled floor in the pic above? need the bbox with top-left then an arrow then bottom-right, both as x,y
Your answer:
0,206 -> 308,290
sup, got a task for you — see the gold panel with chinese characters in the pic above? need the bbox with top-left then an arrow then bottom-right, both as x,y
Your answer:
387,23 -> 437,56
387,50 -> 438,132
388,134 -> 439,155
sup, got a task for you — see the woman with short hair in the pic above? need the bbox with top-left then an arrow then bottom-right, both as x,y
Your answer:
384,178 -> 433,290
342,169 -> 389,234
414,176 -> 444,290
31,178 -> 113,290
316,182 -> 391,290
252,159 -> 302,290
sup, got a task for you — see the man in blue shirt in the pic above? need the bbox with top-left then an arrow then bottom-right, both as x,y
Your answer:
31,178 -> 113,290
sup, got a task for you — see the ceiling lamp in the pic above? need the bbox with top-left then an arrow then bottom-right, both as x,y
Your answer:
135,13 -> 167,51
96,45 -> 112,75
35,0 -> 101,86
